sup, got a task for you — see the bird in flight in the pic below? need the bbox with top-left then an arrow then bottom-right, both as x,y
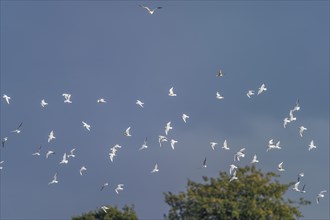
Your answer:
170,139 -> 178,150
48,130 -> 56,143
251,154 -> 259,163
283,117 -> 290,128
97,98 -> 107,104
40,99 -> 48,108
0,161 -> 4,170
216,70 -> 224,77
267,139 -> 281,152
124,127 -> 131,136
308,140 -> 317,151
139,137 -> 148,151
292,99 -> 300,112
101,206 -> 109,213
136,100 -> 144,108
32,145 -> 42,156
277,162 -> 285,171
216,92 -> 224,100
62,93 -> 72,103
79,166 -> 87,176
257,83 -> 267,95
59,153 -> 68,164
222,139 -> 230,150
300,184 -> 306,194
159,135 -> 167,147
316,190 -> 327,204
246,90 -> 255,98
202,157 -> 207,168
234,148 -> 245,161
46,150 -> 55,159
210,142 -> 218,151
165,121 -> 173,135
168,87 -> 177,97
68,148 -> 76,158
11,122 -> 23,134
292,181 -> 301,192
229,170 -> 238,182
182,114 -> 190,123
229,164 -> 237,175
289,110 -> 296,122
299,126 -> 307,137
100,182 -> 109,191
2,94 -> 11,104
2,137 -> 8,148
151,163 -> 159,173
82,121 -> 91,131
115,184 -> 124,194
139,5 -> 162,15
48,173 -> 58,185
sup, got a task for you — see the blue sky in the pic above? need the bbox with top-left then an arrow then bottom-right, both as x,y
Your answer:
1,1 -> 329,219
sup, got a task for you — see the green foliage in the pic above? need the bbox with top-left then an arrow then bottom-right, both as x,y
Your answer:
164,165 -> 311,220
72,205 -> 138,220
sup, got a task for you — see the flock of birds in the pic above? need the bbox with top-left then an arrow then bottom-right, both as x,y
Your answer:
0,4 -> 328,216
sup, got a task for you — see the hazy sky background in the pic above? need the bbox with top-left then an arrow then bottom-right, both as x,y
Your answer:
1,1 -> 329,219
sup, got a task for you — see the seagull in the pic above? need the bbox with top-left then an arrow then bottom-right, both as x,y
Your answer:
246,90 -> 255,98
277,162 -> 285,171
168,87 -> 177,97
267,139 -> 281,152
62,93 -> 72,103
101,206 -> 109,213
308,140 -> 317,151
139,137 -> 148,151
300,184 -> 306,193
158,135 -> 167,147
115,184 -> 124,194
251,154 -> 259,163
136,100 -> 144,108
216,92 -> 224,100
316,190 -> 327,204
32,145 -> 42,156
82,121 -> 91,131
67,148 -> 76,158
289,110 -> 296,122
40,99 -> 48,108
100,182 -> 109,191
139,5 -> 162,15
79,166 -> 87,176
3,94 -> 11,104
257,83 -> 267,95
292,99 -> 300,112
46,150 -> 55,159
202,157 -> 207,168
229,170 -> 238,182
97,98 -> 107,104
0,161 -> 4,170
48,173 -> 58,185
151,163 -> 159,173
2,137 -> 8,148
182,114 -> 190,123
299,126 -> 307,137
59,153 -> 68,164
170,139 -> 178,150
210,142 -> 218,151
124,127 -> 131,136
292,181 -> 301,192
48,130 -> 56,143
216,70 -> 224,77
165,121 -> 173,135
222,139 -> 230,150
109,152 -> 116,162
229,164 -> 237,175
283,117 -> 290,128
234,148 -> 245,161
11,122 -> 23,134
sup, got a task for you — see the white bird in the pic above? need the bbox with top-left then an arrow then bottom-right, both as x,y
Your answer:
182,114 -> 190,123
48,130 -> 56,143
216,92 -> 224,100
292,181 -> 301,192
277,162 -> 285,171
11,122 -> 23,134
115,184 -> 124,194
139,137 -> 148,151
158,135 -> 167,147
234,148 -> 245,161
289,110 -> 296,122
292,99 -> 300,112
124,127 -> 131,136
229,164 -> 237,175
32,146 -> 42,156
210,142 -> 218,151
316,190 -> 327,204
246,90 -> 255,98
222,139 -> 230,150
100,182 -> 109,191
229,170 -> 238,182
165,121 -> 173,135
267,139 -> 281,152
0,161 -> 4,170
216,70 -> 224,77
48,173 -> 58,185
79,166 -> 87,176
168,87 -> 177,97
3,94 -> 11,104
40,99 -> 48,108
283,117 -> 291,128
101,206 -> 109,213
251,154 -> 259,163
139,5 -> 162,15
170,139 -> 178,150
97,98 -> 107,104
62,93 -> 72,103
109,152 -> 116,162
82,121 -> 91,131
46,150 -> 55,159
136,100 -> 144,108
257,83 -> 267,95
299,126 -> 307,137
202,157 -> 207,168
59,153 -> 68,164
151,163 -> 159,173
2,137 -> 8,148
308,140 -> 317,151
67,148 -> 76,158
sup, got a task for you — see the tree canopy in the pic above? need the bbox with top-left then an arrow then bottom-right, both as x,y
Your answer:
72,205 -> 137,220
164,165 -> 310,220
